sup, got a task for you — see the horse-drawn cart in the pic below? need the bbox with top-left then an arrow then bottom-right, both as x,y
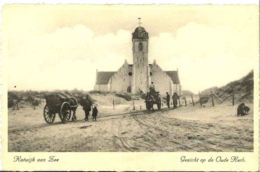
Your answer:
43,93 -> 78,124
145,89 -> 161,110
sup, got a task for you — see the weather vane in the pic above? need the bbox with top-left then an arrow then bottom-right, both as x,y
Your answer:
138,17 -> 142,26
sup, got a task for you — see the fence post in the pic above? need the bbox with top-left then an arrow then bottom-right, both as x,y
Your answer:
191,95 -> 194,106
113,97 -> 115,110
133,100 -> 135,110
199,92 -> 202,107
211,91 -> 214,107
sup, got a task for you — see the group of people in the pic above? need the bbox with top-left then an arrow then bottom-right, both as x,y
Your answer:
150,82 -> 180,109
84,104 -> 98,121
78,95 -> 98,121
166,92 -> 179,109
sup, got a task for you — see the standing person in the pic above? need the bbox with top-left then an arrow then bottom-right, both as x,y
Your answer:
83,103 -> 91,121
149,82 -> 156,95
79,95 -> 92,121
172,92 -> 179,109
166,92 -> 170,108
92,104 -> 98,121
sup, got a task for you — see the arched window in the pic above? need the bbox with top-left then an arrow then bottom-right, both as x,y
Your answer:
138,42 -> 143,51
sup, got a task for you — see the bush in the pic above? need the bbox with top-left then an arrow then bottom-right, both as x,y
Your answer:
88,90 -> 101,94
8,99 -> 14,108
88,90 -> 110,95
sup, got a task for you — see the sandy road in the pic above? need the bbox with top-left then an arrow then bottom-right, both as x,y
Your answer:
8,102 -> 253,152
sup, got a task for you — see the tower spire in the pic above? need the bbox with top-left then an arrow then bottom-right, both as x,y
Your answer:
138,17 -> 142,26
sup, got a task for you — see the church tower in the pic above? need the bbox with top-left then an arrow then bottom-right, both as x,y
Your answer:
132,18 -> 149,93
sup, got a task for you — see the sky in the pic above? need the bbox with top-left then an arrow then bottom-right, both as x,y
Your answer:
2,5 -> 258,93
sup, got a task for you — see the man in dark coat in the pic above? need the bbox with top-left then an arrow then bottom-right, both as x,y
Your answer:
83,104 -> 91,121
78,95 -> 93,121
172,92 -> 179,109
149,82 -> 156,95
92,104 -> 98,121
166,92 -> 170,108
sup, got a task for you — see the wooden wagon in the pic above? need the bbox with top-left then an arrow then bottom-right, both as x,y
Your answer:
43,93 -> 78,124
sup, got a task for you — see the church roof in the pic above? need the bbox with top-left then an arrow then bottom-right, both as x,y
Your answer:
132,26 -> 149,40
95,68 -> 180,85
134,26 -> 146,33
96,72 -> 116,84
165,71 -> 180,84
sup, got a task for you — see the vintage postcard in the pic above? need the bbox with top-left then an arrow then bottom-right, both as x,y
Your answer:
1,4 -> 259,171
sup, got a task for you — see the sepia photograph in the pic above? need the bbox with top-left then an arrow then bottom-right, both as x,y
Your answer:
3,5 -> 257,153
1,4 -> 259,171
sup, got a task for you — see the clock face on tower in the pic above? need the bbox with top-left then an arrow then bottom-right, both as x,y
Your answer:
138,42 -> 143,51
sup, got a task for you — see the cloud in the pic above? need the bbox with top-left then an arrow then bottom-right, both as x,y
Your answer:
7,25 -> 132,90
6,18 -> 257,93
149,22 -> 257,92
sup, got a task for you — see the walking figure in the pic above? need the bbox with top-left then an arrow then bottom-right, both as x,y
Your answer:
84,104 -> 91,121
92,104 -> 98,121
166,92 -> 170,108
172,92 -> 179,109
78,94 -> 93,121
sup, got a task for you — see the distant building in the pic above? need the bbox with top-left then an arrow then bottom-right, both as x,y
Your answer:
94,21 -> 181,96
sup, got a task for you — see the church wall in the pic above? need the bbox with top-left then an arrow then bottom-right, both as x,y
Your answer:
110,62 -> 131,93
176,84 -> 182,95
150,64 -> 173,97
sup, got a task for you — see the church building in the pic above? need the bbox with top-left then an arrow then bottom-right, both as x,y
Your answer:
94,21 -> 181,96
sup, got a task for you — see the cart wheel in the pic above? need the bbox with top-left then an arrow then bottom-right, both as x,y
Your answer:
60,102 -> 71,123
43,105 -> 55,124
